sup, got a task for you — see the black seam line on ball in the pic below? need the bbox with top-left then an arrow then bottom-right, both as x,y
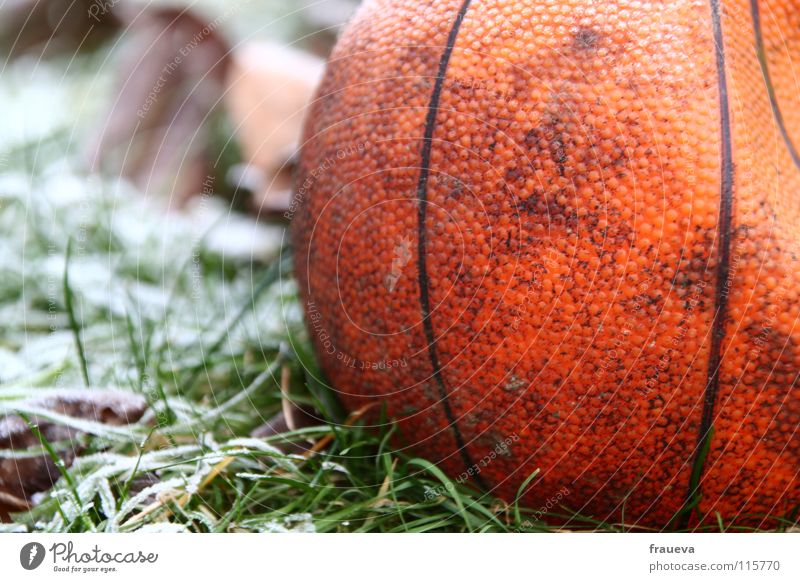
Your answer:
751,0 -> 800,170
415,0 -> 487,491
682,0 -> 735,528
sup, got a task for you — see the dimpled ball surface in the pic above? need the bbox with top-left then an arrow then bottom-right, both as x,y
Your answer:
291,0 -> 800,528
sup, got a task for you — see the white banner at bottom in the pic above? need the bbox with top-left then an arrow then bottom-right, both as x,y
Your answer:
0,533 -> 797,581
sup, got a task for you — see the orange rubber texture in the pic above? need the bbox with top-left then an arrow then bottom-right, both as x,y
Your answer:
291,0 -> 800,529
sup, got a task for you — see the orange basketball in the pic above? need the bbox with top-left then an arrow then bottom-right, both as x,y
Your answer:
291,0 -> 800,529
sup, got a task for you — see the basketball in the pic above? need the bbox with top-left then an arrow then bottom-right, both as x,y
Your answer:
291,0 -> 800,528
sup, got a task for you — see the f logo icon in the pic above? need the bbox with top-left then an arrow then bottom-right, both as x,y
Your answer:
20,542 -> 45,570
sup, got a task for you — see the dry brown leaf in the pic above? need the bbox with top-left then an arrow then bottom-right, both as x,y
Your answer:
224,41 -> 324,216
87,7 -> 231,206
0,390 -> 147,521
0,0 -> 120,59
250,408 -> 318,455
